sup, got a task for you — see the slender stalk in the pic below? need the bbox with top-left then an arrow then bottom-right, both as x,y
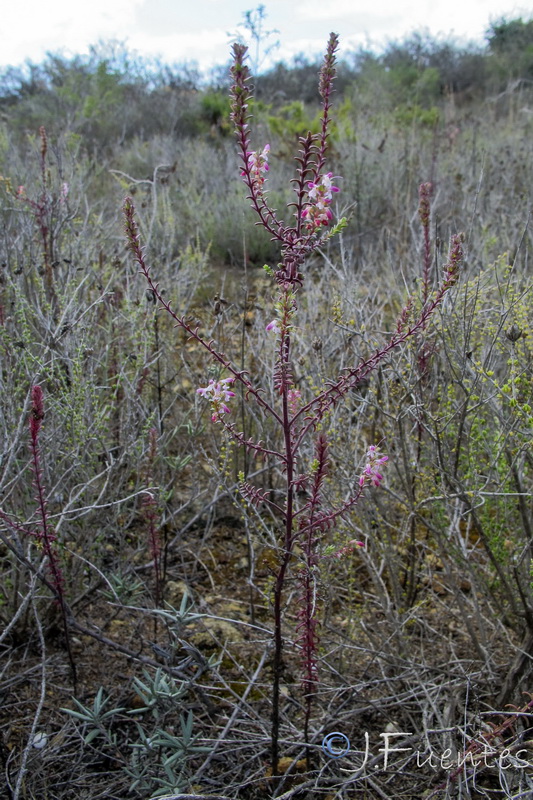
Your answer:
142,427 -> 162,615
418,181 -> 433,306
270,368 -> 296,774
29,385 -> 77,688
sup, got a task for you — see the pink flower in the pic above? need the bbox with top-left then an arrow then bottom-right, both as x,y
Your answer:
333,539 -> 365,558
302,172 -> 340,232
359,444 -> 388,488
266,319 -> 280,335
307,172 -> 339,207
288,388 -> 301,414
323,538 -> 365,559
243,143 -> 270,189
197,377 -> 235,422
301,204 -> 333,230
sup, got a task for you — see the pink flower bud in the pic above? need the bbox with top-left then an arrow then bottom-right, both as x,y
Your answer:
266,320 -> 280,334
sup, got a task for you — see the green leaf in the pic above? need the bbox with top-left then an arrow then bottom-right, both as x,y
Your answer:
61,706 -> 94,723
321,216 -> 349,242
83,728 -> 102,745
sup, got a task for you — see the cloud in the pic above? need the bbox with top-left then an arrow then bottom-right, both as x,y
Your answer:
294,0 -> 362,22
0,0 -> 145,65
129,27 -> 231,67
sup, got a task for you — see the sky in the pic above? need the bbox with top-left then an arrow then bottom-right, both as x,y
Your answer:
1,0 -> 532,74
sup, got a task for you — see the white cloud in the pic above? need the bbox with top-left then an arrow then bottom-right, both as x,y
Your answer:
294,0 -> 360,22
0,0 -> 143,66
130,27 -> 231,66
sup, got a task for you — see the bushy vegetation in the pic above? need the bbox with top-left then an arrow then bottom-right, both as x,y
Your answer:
1,15 -> 533,800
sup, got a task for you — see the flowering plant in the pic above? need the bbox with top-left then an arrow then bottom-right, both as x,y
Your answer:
124,32 -> 463,776
359,444 -> 389,488
302,171 -> 340,230
196,377 -> 235,422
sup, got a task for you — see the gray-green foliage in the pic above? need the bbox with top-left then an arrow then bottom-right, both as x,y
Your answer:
63,668 -> 209,797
